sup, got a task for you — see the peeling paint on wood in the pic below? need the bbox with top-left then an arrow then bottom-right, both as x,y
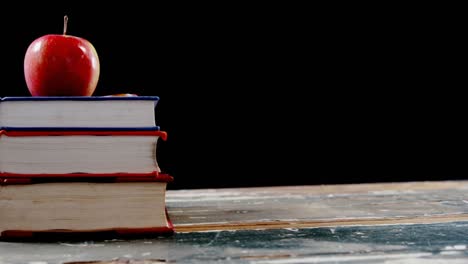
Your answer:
1,222 -> 468,263
167,180 -> 468,232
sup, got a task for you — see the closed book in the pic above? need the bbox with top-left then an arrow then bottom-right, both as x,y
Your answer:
0,129 -> 166,175
0,173 -> 174,240
0,95 -> 159,129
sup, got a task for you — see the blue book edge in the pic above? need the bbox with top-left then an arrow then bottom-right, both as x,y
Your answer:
0,96 -> 160,101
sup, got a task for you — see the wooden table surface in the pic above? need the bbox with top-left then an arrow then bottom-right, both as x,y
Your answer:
1,180 -> 468,263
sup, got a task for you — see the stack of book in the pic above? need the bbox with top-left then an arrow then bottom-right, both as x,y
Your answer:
0,96 -> 174,240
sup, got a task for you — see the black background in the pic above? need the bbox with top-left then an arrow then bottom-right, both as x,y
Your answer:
1,4 -> 465,189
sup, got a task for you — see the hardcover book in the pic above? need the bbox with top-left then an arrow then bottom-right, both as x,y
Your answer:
0,96 -> 159,129
0,129 -> 166,175
0,173 -> 174,240
0,95 -> 175,240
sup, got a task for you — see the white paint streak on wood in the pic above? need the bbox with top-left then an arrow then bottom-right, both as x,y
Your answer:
251,252 -> 433,263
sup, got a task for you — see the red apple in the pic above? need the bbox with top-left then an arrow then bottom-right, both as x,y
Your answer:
24,16 -> 100,96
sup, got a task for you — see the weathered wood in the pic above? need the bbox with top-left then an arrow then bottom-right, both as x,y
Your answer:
1,222 -> 468,263
1,180 -> 468,264
167,180 -> 468,232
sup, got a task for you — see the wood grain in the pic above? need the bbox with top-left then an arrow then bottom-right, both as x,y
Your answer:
166,180 -> 468,232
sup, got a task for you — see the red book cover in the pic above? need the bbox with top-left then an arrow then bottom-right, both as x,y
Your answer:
0,171 -> 174,185
0,128 -> 167,138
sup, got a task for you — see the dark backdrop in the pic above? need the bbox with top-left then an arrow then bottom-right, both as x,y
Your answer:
2,4 -> 465,189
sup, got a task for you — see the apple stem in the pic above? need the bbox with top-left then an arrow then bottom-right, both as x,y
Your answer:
63,15 -> 68,35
